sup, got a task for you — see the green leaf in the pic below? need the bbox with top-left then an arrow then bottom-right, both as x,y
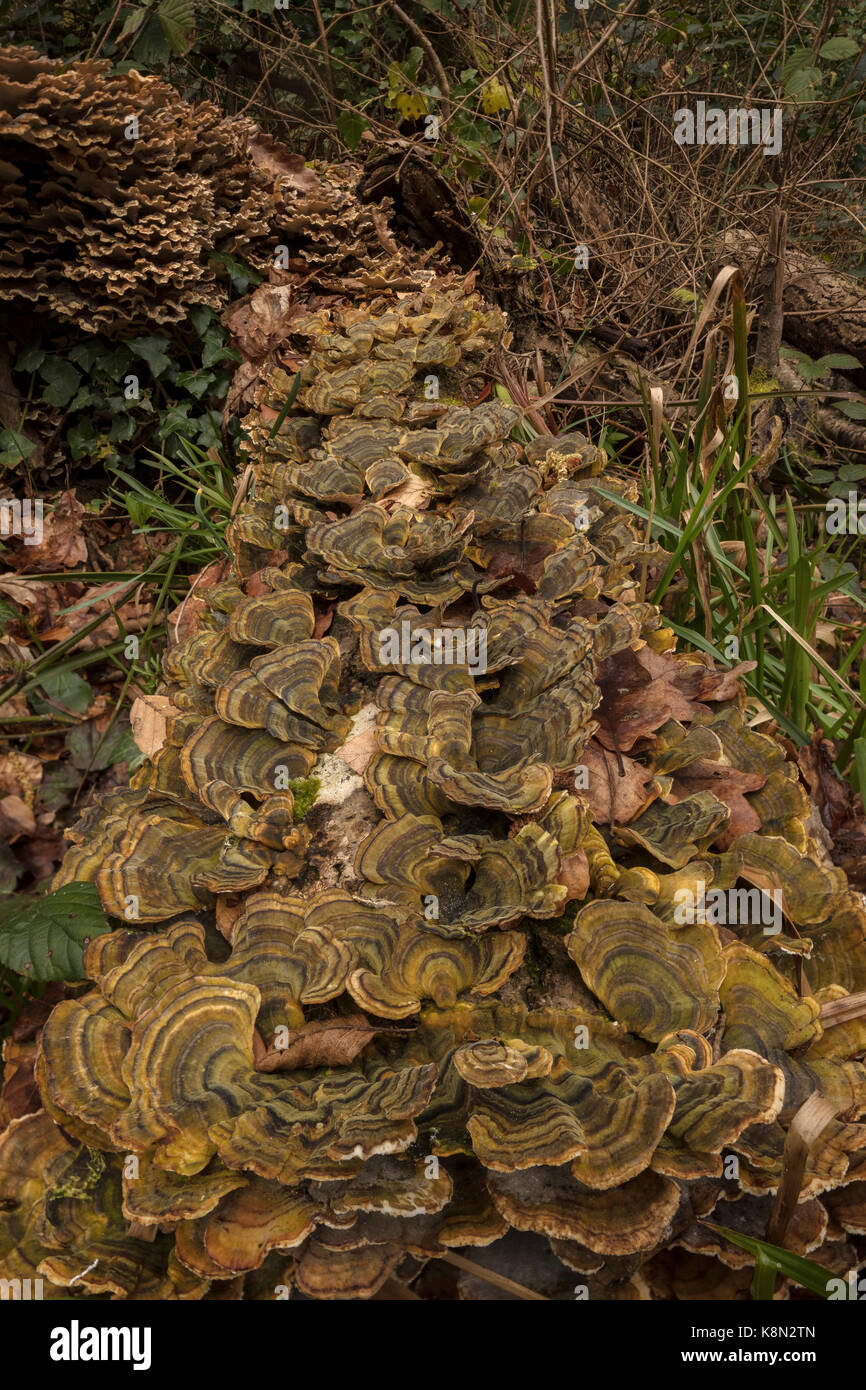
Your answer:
0,882 -> 111,982
66,721 -> 138,771
118,5 -> 147,40
838,400 -> 866,420
337,110 -> 368,151
158,0 -> 195,55
39,356 -> 82,407
210,251 -> 262,294
195,411 -> 222,449
188,305 -> 215,335
39,763 -> 80,814
703,1223 -> 833,1297
819,37 -> 860,61
269,369 -> 303,437
815,352 -> 862,371
15,345 -> 45,373
129,334 -> 172,378
200,332 -> 237,369
38,670 -> 94,714
126,494 -> 153,527
0,841 -> 22,897
175,367 -> 217,399
0,426 -> 36,467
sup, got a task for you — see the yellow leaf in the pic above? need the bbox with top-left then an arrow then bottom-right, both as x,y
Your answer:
481,78 -> 511,115
396,90 -> 428,120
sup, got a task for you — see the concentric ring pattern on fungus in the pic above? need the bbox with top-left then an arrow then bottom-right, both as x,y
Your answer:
3,109 -> 866,1302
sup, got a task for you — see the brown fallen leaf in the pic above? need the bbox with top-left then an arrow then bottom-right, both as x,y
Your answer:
215,894 -> 245,942
223,283 -> 298,362
245,562 -> 290,598
313,605 -> 334,638
697,660 -> 758,702
557,848 -> 590,900
664,757 -> 764,848
13,489 -> 87,572
797,731 -> 853,836
15,829 -> 66,885
130,694 -> 179,759
41,581 -> 152,650
0,574 -> 55,629
0,1041 -> 41,1125
383,474 -> 435,511
0,793 -> 36,837
579,741 -> 655,825
335,724 -> 379,775
253,1016 -> 380,1071
595,647 -> 699,753
248,135 -> 322,190
168,559 -> 230,644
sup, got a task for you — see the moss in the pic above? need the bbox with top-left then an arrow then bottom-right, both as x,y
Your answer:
749,367 -> 781,394
49,1148 -> 105,1201
288,776 -> 321,823
545,899 -> 584,937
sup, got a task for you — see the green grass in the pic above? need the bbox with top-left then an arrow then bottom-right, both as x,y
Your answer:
587,289 -> 865,796
0,439 -> 235,746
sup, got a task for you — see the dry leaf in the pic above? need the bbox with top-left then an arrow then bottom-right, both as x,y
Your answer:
557,848 -> 590,900
254,1016 -> 380,1071
215,894 -> 245,942
580,742 -> 655,825
248,135 -> 321,190
16,490 -> 87,571
335,725 -> 379,775
130,694 -> 179,759
384,475 -> 435,511
0,793 -> 36,837
224,284 -> 297,362
0,575 -> 55,628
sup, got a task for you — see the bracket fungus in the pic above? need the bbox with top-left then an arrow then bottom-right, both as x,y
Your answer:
4,112 -> 866,1300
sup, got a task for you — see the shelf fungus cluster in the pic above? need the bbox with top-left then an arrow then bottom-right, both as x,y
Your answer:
0,47 -> 419,337
4,221 -> 866,1303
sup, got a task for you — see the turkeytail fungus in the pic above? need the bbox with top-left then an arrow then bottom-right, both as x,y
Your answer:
3,49 -> 866,1302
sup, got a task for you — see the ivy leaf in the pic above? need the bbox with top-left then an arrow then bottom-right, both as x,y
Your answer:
0,427 -> 36,468
210,251 -> 262,294
40,356 -> 82,407
129,334 -> 172,378
0,882 -> 111,982
188,305 -> 215,335
175,367 -> 217,399
201,331 -> 237,369
15,345 -> 45,373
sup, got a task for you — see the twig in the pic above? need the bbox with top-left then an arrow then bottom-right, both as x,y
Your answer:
387,1 -> 452,122
439,1250 -> 549,1300
766,1092 -> 836,1247
310,0 -> 338,126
